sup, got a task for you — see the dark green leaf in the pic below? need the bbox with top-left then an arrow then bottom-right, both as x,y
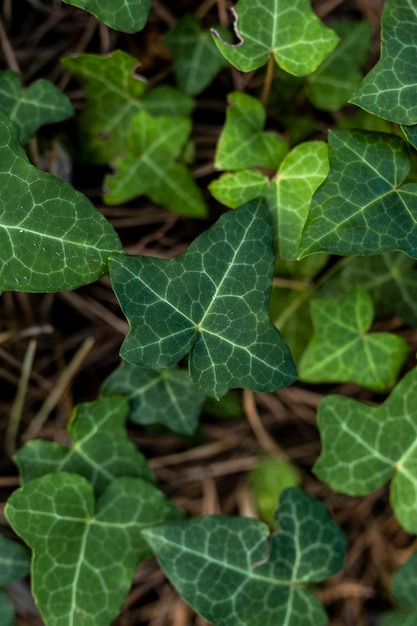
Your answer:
62,0 -> 152,34
0,535 -> 30,586
381,552 -> 417,626
0,591 -> 14,626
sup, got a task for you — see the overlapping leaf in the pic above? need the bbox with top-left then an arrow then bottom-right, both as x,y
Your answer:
0,111 -> 121,292
144,488 -> 346,626
109,201 -> 297,398
0,70 -> 73,144
381,552 -> 417,626
14,396 -> 154,492
61,51 -> 194,164
299,130 -> 417,258
62,0 -> 151,34
351,0 -> 417,124
103,111 -> 207,217
101,363 -> 206,435
298,287 -> 409,391
0,535 -> 30,586
314,367 -> 417,533
212,0 -> 339,75
6,473 -> 184,626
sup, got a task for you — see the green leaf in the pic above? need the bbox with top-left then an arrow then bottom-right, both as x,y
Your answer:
299,129 -> 417,258
62,0 -> 151,34
0,591 -> 14,626
144,488 -> 346,626
298,287 -> 409,391
214,92 -> 288,171
212,0 -> 339,75
14,396 -> 154,492
165,15 -> 231,96
100,363 -> 206,435
109,200 -> 297,398
103,111 -> 207,217
381,551 -> 417,626
350,0 -> 417,125
0,111 -> 121,292
209,169 -> 268,209
0,70 -> 73,144
0,535 -> 30,586
306,20 -> 372,111
313,367 -> 417,533
61,51 -> 194,164
6,472 -> 184,626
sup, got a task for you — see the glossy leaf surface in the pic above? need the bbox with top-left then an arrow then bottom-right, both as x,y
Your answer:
381,552 -> 417,626
144,488 -> 347,626
62,0 -> 152,33
0,535 -> 30,586
109,201 -> 297,398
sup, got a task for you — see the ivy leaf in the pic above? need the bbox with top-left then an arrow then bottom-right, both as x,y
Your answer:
144,488 -> 346,626
214,92 -> 288,171
109,200 -> 297,399
209,170 -> 268,209
0,111 -> 121,293
103,111 -> 206,217
101,363 -> 206,435
0,70 -> 73,144
298,287 -> 409,392
61,51 -> 194,164
14,396 -> 154,493
62,0 -> 151,34
381,551 -> 417,626
299,130 -> 417,258
0,592 -> 14,626
212,0 -> 339,75
314,367 -> 417,533
0,535 -> 30,586
5,473 -> 184,626
350,0 -> 417,125
165,15 -> 231,96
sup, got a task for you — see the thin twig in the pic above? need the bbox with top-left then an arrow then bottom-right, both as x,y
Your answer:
243,389 -> 287,456
0,14 -> 21,74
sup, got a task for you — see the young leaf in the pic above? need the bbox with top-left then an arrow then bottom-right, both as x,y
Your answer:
62,0 -> 151,34
0,535 -> 30,586
209,169 -> 268,209
0,70 -> 73,144
351,0 -> 417,125
380,551 -> 417,626
298,287 -> 409,392
13,396 -> 154,492
61,51 -> 194,164
164,15 -> 231,96
103,111 -> 207,217
299,130 -> 417,258
144,488 -> 347,626
214,92 -> 288,171
212,0 -> 339,75
0,111 -> 121,293
109,200 -> 297,399
6,473 -> 184,626
314,367 -> 417,533
101,363 -> 205,436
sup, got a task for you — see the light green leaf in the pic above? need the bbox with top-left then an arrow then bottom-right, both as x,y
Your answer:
212,0 -> 338,75
350,0 -> 417,124
209,170 -> 268,208
61,51 -> 194,164
109,200 -> 297,398
269,285 -> 314,364
307,20 -> 372,111
103,111 -> 206,217
0,111 -> 121,293
6,473 -> 184,626
298,287 -> 409,391
165,15 -> 231,96
381,551 -> 417,626
214,92 -> 288,171
0,70 -> 73,144
144,488 -> 346,626
0,535 -> 30,586
0,591 -> 14,626
299,130 -> 417,258
100,363 -> 206,435
314,366 -> 417,533
14,396 -> 154,492
62,0 -> 151,34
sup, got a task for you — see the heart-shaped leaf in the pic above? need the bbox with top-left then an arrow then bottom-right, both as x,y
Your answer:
144,488 -> 347,626
299,129 -> 417,258
62,0 -> 152,33
14,396 -> 154,492
314,367 -> 417,533
109,200 -> 297,398
212,0 -> 339,75
381,551 -> 417,626
0,111 -> 121,292
6,473 -> 184,626
0,535 -> 30,586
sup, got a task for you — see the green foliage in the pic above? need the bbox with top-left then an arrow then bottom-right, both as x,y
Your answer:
62,0 -> 152,33
380,551 -> 417,626
0,592 -> 14,626
0,535 -> 30,585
